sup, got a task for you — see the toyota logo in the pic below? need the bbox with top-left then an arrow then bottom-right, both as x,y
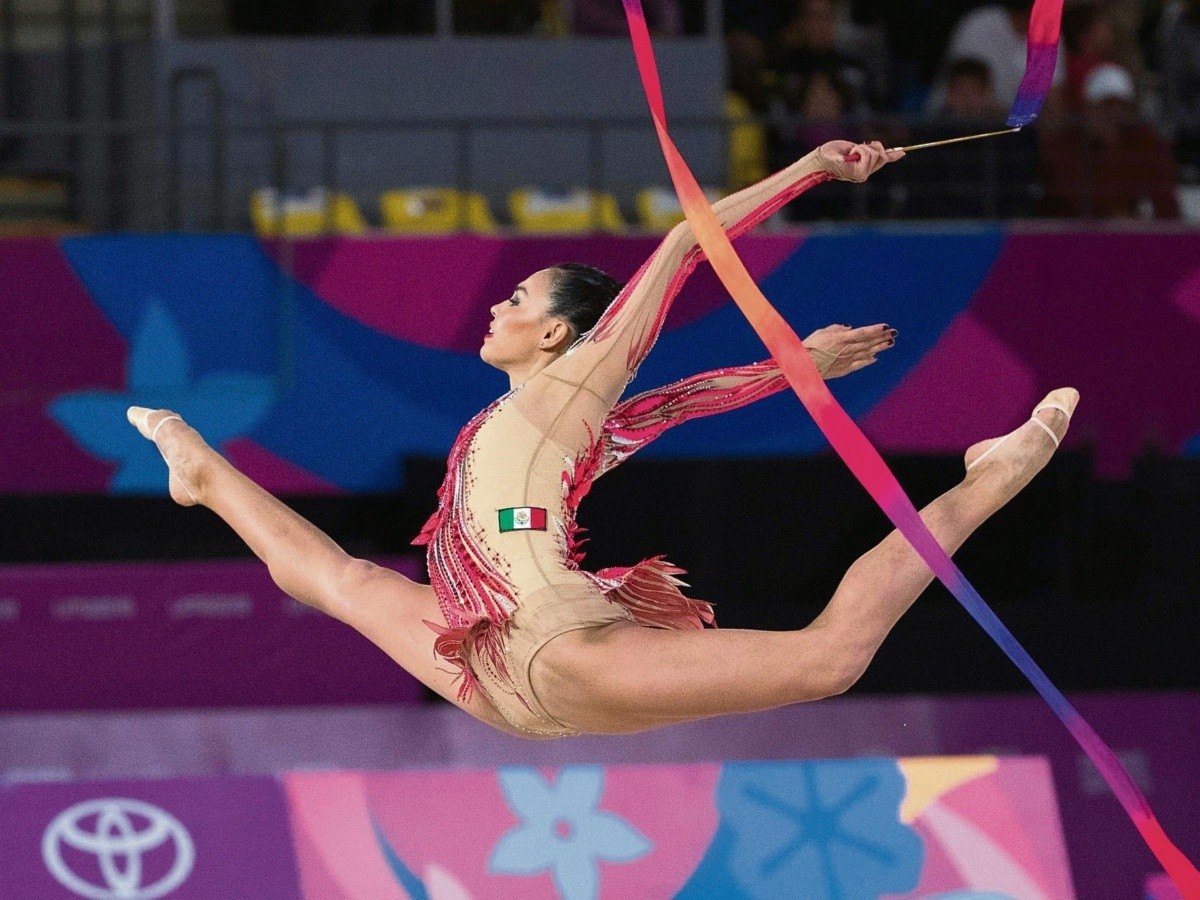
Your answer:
41,798 -> 195,900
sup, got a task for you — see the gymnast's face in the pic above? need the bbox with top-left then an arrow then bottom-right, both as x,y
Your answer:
481,268 -> 571,371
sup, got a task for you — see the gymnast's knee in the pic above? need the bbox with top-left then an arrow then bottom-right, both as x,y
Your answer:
799,625 -> 874,699
326,557 -> 411,623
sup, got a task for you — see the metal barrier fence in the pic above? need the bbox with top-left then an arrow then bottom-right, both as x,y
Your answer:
1,111 -> 737,232
0,0 -> 726,232
4,108 -> 1196,232
6,1 -> 1196,233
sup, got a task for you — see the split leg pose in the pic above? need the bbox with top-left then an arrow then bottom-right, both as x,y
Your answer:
129,139 -> 1078,738
130,387 -> 1075,737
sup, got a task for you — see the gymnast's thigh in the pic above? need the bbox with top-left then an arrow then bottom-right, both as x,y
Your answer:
530,622 -> 837,734
528,622 -> 665,733
331,560 -> 521,734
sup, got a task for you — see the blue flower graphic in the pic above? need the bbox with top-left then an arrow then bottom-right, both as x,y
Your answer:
713,759 -> 923,900
489,765 -> 651,900
50,301 -> 274,493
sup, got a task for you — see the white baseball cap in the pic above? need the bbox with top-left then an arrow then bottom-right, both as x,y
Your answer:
1084,64 -> 1135,104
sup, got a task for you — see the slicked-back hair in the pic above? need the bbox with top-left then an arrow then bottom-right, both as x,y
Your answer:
547,263 -> 622,341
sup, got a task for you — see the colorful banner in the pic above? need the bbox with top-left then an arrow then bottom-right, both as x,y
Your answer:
0,776 -> 303,899
3,231 -> 1200,495
0,557 -> 424,711
2,693 -> 1193,898
286,756 -> 1075,899
0,757 -> 1075,899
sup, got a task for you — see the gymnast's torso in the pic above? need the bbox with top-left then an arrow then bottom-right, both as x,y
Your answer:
413,154 -> 829,735
414,356 -> 709,736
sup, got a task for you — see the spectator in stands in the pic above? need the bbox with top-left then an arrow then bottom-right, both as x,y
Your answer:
1162,0 -> 1200,170
725,0 -> 794,111
770,67 -> 869,220
932,0 -> 1064,113
903,58 -> 1039,218
849,0 -> 976,112
574,0 -> 682,36
790,68 -> 859,147
1040,63 -> 1180,218
1063,2 -> 1122,113
454,0 -> 541,34
771,0 -> 881,112
937,56 -> 1007,121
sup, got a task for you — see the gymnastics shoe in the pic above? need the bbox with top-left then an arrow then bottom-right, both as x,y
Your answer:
964,388 -> 1079,473
127,406 -> 199,506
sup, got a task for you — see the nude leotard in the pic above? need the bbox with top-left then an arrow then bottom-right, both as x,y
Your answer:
414,152 -> 833,736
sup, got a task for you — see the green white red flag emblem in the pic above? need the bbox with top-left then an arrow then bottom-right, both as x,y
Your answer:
498,507 -> 547,532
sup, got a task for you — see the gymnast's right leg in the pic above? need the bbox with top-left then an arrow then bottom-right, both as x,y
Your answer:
530,389 -> 1080,735
126,407 -> 520,734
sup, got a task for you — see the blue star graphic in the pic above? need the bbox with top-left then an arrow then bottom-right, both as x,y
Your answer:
716,759 -> 923,900
50,301 -> 274,494
743,773 -> 891,878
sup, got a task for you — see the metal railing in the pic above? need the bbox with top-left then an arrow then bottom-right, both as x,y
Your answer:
0,0 -> 727,232
162,111 -> 733,232
5,111 -> 1192,232
149,0 -> 725,39
1,0 -> 135,226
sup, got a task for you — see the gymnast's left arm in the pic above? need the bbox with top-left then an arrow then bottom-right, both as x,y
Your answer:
597,323 -> 897,475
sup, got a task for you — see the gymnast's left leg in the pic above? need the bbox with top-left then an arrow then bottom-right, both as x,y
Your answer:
125,406 -> 524,735
531,389 -> 1077,735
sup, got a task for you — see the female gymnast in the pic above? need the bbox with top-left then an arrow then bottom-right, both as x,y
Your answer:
128,140 -> 1077,738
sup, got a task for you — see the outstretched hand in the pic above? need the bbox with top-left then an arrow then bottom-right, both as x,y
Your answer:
804,323 -> 897,379
817,141 -> 904,183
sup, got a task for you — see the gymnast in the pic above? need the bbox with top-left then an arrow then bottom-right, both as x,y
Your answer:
128,140 -> 1077,738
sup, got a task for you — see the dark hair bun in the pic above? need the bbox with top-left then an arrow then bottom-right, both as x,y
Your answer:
548,263 -> 622,339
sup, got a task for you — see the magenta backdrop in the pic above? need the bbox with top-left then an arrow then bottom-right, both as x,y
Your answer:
14,228 -> 1200,493
0,557 -> 425,710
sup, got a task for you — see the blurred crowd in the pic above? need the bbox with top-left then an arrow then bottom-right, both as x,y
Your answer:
226,0 -> 710,38
224,0 -> 1199,222
728,0 -> 1198,220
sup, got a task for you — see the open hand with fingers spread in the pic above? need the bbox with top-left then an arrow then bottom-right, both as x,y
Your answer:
804,323 -> 897,379
817,140 -> 904,183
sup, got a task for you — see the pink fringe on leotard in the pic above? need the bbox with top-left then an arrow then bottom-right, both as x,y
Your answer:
414,362 -> 792,700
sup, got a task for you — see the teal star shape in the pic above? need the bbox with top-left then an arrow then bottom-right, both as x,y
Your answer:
50,301 -> 274,493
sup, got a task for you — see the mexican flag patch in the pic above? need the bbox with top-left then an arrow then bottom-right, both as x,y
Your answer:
498,507 -> 547,532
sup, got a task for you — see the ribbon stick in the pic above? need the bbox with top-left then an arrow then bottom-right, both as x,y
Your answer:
851,0 -> 1062,161
845,127 -> 1021,162
620,1 -> 1199,892
1009,0 -> 1066,126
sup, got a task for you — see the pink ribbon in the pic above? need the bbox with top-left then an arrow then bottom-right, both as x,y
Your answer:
621,1 -> 1199,891
1009,0 -> 1066,126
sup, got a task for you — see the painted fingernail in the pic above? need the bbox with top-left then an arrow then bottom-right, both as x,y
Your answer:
886,339 -> 894,346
